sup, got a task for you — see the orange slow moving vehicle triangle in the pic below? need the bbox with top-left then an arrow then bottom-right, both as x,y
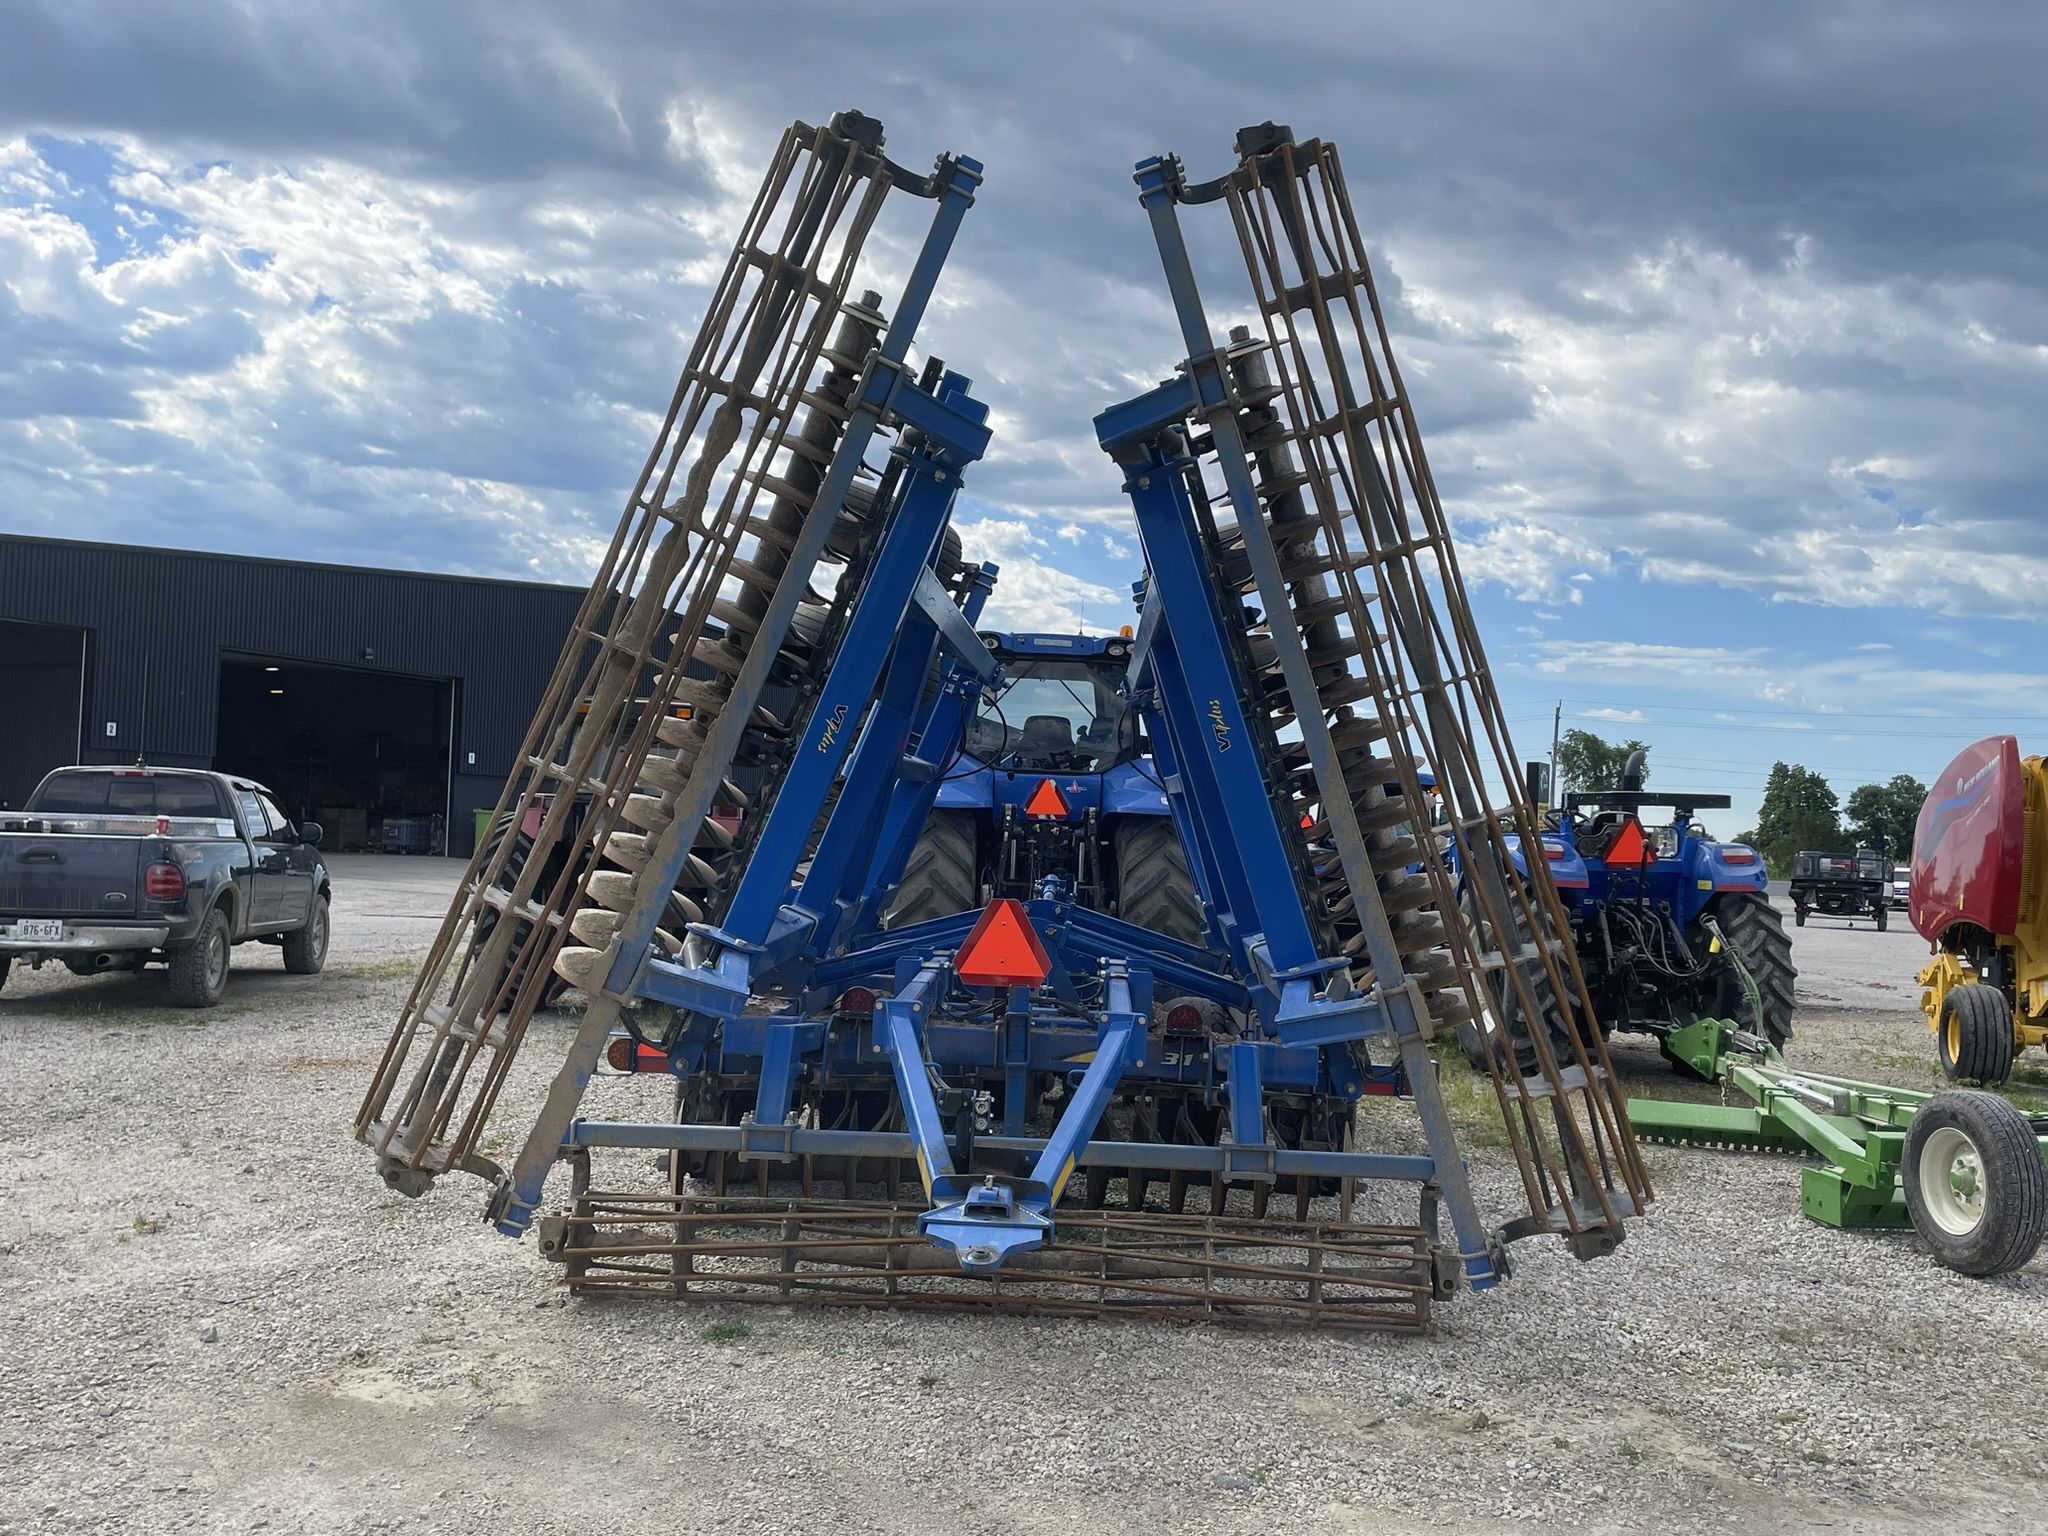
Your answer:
954,898 -> 1053,988
1604,815 -> 1651,866
1025,777 -> 1069,817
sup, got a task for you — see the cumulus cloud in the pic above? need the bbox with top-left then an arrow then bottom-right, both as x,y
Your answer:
0,0 -> 2042,646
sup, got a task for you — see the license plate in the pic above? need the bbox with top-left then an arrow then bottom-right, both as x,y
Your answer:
10,919 -> 64,943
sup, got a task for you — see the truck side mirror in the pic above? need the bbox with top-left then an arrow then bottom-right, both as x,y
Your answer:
299,822 -> 325,846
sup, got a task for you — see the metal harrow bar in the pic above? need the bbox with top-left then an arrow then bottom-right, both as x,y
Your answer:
1152,124 -> 1651,1254
355,113 -> 972,1209
540,1192 -> 1439,1331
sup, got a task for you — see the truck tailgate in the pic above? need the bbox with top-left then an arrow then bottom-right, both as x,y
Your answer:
0,834 -> 145,917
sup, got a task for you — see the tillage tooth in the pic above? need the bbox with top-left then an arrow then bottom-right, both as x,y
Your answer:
674,854 -> 719,889
1351,789 -> 1413,834
1376,869 -> 1436,915
1317,673 -> 1379,710
569,908 -> 622,947
553,944 -> 609,991
602,832 -> 652,871
636,752 -> 689,795
586,869 -> 641,913
621,793 -> 676,835
695,815 -> 736,850
1390,909 -> 1447,949
1328,712 -> 1390,750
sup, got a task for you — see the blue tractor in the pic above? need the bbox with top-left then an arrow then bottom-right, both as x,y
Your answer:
1468,751 -> 1796,1071
880,630 -> 1203,943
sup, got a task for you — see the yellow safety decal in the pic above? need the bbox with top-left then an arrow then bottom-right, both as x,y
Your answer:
1708,936 -> 1721,954
914,1147 -> 933,1200
1697,879 -> 1712,890
1062,1050 -> 1097,1064
1049,1153 -> 1078,1205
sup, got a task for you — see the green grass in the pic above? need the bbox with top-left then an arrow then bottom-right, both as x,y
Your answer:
1426,1040 -> 1514,1149
701,1319 -> 752,1343
1618,1441 -> 1645,1465
340,958 -> 422,982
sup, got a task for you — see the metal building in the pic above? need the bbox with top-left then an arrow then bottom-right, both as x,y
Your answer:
0,534 -> 583,856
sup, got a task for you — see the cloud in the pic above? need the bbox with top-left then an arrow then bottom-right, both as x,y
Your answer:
0,0 -> 2042,647
1579,707 -> 1647,723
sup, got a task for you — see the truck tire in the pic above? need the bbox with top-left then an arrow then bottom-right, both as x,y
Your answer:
1901,1090 -> 2048,1276
0,955 -> 9,994
1706,893 -> 1797,1049
1938,983 -> 2014,1085
166,905 -> 231,1008
282,892 -> 330,975
1875,904 -> 1888,932
1113,816 -> 1205,945
883,809 -> 979,928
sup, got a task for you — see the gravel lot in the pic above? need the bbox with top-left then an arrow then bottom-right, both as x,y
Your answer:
5,860 -> 2047,1535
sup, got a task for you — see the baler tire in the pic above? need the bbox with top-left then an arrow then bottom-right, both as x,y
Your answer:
1941,983 -> 2014,1086
1901,1090 -> 2048,1276
883,809 -> 979,929
1113,816 -> 1205,946
1708,894 -> 1797,1050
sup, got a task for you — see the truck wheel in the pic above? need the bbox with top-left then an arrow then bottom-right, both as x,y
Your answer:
1875,903 -> 1888,933
1707,893 -> 1797,1049
282,893 -> 330,975
883,809 -> 979,928
1793,906 -> 1807,927
1901,1090 -> 2048,1276
1113,816 -> 1205,945
166,906 -> 231,1008
1938,983 -> 2014,1085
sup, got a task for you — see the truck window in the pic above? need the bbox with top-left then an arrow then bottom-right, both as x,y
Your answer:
235,790 -> 270,839
257,792 -> 294,840
28,771 -> 226,817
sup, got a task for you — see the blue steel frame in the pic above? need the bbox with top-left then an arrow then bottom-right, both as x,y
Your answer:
543,152 -> 1510,1291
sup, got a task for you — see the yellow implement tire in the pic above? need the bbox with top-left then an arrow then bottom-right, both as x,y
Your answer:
1938,983 -> 2016,1086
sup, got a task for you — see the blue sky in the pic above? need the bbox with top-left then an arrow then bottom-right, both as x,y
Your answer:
3,1 -> 2046,833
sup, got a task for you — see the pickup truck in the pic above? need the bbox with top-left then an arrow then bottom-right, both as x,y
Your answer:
0,766 -> 331,1006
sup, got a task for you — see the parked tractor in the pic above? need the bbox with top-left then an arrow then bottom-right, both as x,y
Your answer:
880,630 -> 1202,941
1466,752 -> 1796,1069
1789,847 -> 1893,930
1912,735 -> 2048,1085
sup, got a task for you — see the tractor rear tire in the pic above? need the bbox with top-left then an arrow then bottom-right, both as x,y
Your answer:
1901,1090 -> 2048,1276
1708,894 -> 1797,1050
1457,888 -> 1579,1077
1113,816 -> 1205,945
1938,983 -> 2014,1086
883,809 -> 979,928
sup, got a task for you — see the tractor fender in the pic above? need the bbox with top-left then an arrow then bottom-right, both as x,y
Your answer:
1101,761 -> 1171,817
933,763 -> 994,810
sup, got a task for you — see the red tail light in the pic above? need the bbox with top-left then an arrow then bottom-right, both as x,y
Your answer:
1542,841 -> 1567,859
1721,849 -> 1756,865
837,986 -> 876,1017
144,862 -> 185,901
605,1036 -> 634,1072
1165,1003 -> 1205,1034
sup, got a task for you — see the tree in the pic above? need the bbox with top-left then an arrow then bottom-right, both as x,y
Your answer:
1750,761 -> 1842,876
1845,774 -> 1928,859
1556,729 -> 1649,794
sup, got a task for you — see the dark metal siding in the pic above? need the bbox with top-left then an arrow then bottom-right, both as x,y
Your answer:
0,535 -> 583,783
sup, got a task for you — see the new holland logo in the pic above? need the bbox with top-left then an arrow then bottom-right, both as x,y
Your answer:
816,702 -> 850,754
1207,698 -> 1233,752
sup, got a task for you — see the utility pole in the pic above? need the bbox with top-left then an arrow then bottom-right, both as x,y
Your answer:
1548,701 -> 1561,804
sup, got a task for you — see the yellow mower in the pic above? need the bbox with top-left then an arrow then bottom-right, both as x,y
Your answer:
1913,736 -> 2048,1084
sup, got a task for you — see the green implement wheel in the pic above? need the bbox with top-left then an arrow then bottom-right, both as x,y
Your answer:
1900,1090 -> 2048,1276
1937,983 -> 2015,1086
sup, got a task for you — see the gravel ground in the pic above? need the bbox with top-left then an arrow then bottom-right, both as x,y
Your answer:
4,859 -> 2046,1535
